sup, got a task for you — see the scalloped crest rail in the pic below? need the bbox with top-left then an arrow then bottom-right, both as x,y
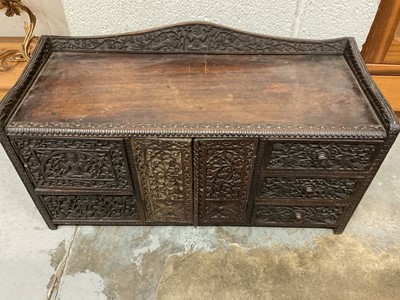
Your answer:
0,22 -> 398,234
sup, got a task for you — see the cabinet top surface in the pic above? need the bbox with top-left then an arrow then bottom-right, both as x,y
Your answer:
9,51 -> 383,133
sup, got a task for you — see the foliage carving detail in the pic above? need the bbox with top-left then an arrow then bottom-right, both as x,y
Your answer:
255,205 -> 344,225
132,139 -> 193,223
261,177 -> 357,200
195,139 -> 256,223
267,142 -> 377,171
12,138 -> 131,190
42,195 -> 138,221
51,23 -> 347,54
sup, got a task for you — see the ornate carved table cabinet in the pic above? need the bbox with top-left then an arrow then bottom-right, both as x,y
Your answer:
1,23 -> 398,234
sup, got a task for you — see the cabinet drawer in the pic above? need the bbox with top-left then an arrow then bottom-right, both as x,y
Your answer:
253,204 -> 346,227
11,137 -> 132,191
258,175 -> 361,201
40,194 -> 140,224
263,141 -> 381,171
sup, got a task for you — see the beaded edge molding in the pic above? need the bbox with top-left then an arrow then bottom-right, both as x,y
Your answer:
6,122 -> 386,139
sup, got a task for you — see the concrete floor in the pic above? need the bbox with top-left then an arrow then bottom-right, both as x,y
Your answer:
1,138 -> 400,300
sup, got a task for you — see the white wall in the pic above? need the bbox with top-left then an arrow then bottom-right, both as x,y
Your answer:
0,0 -> 69,36
0,0 -> 380,48
60,0 -> 380,48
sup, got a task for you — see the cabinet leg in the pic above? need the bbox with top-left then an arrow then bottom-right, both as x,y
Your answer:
333,227 -> 344,234
48,223 -> 58,230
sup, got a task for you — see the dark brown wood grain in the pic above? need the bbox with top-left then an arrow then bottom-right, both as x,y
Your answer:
12,52 -> 381,128
0,22 -> 398,233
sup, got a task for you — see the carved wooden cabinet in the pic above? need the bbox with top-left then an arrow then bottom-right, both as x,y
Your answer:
1,23 -> 398,234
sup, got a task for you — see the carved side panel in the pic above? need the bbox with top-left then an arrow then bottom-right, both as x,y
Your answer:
260,177 -> 358,200
132,139 -> 193,223
194,139 -> 257,224
11,138 -> 131,190
42,195 -> 139,222
254,205 -> 344,226
266,142 -> 378,171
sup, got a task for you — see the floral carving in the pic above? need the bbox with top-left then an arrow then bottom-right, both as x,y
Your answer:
261,177 -> 357,200
12,138 -> 131,190
39,151 -> 114,180
50,23 -> 347,54
205,201 -> 239,220
42,195 -> 138,221
132,139 -> 192,223
267,142 -> 377,171
254,205 -> 344,226
206,149 -> 246,200
195,139 -> 257,223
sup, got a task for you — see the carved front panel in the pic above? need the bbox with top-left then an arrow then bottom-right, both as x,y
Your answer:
194,139 -> 257,224
12,138 -> 131,190
266,142 -> 378,171
132,139 -> 193,223
42,195 -> 139,222
260,177 -> 358,200
254,205 -> 344,226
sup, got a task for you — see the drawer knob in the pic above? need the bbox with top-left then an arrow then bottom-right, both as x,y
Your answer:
294,211 -> 303,221
305,185 -> 314,195
317,152 -> 328,161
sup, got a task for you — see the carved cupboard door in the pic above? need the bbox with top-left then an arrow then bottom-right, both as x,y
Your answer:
131,139 -> 193,224
194,139 -> 258,225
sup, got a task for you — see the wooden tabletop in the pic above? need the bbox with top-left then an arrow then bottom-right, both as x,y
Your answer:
1,36 -> 397,123
11,51 -> 382,129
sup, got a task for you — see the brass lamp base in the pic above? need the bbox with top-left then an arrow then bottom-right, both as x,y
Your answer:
0,0 -> 37,71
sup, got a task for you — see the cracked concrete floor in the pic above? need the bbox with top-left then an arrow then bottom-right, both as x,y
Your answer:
1,138 -> 400,300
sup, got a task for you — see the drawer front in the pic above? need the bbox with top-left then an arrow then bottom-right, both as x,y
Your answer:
259,176 -> 360,201
12,138 -> 132,191
253,204 -> 346,226
41,194 -> 140,224
264,141 -> 380,171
